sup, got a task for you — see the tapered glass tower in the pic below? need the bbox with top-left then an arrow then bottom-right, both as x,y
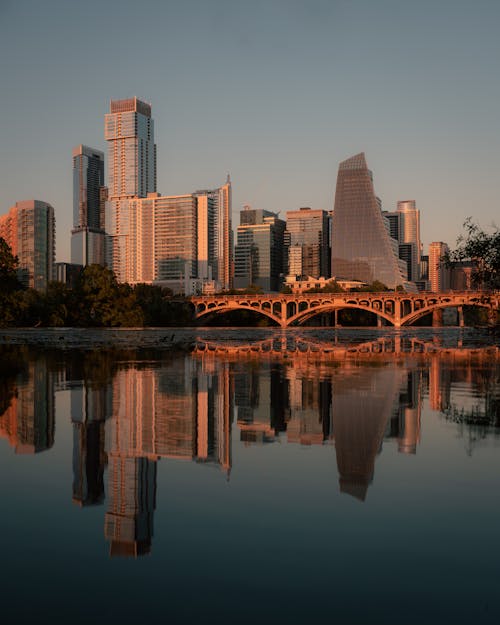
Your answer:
331,153 -> 408,289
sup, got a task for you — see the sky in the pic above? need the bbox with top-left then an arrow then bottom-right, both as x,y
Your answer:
1,0 -> 499,262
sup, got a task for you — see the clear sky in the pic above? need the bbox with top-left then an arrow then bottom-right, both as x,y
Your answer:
1,0 -> 499,262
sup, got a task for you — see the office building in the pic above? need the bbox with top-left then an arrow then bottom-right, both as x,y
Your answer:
71,145 -> 106,265
0,200 -> 55,290
104,97 -> 156,281
429,242 -> 450,292
331,154 -> 409,289
234,207 -> 285,291
397,200 -> 421,282
382,210 -> 401,242
284,207 -> 330,278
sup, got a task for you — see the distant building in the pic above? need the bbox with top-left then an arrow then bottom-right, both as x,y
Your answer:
54,262 -> 82,287
397,200 -> 421,282
429,242 -> 450,292
234,206 -> 286,291
450,260 -> 477,291
331,153 -> 410,290
284,207 -> 330,279
283,275 -> 366,293
382,210 -> 401,242
71,145 -> 106,266
0,199 -> 55,290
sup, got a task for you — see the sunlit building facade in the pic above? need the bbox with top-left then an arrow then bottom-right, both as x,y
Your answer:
0,200 -> 55,290
234,207 -> 286,291
71,145 -> 106,266
331,153 -> 409,289
284,207 -> 330,278
429,241 -> 450,292
105,97 -> 156,281
397,200 -> 421,282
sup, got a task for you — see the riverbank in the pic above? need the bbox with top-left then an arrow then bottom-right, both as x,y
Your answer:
0,326 -> 498,350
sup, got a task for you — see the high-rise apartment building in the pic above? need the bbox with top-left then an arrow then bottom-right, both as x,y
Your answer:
429,241 -> 450,292
331,153 -> 409,289
194,175 -> 233,290
71,145 -> 106,266
397,200 -> 421,282
234,207 -> 286,291
284,207 -> 330,278
104,97 -> 156,281
0,200 -> 55,290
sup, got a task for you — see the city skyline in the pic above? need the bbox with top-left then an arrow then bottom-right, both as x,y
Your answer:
1,0 -> 499,263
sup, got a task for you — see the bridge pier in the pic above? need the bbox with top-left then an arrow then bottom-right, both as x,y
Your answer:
432,309 -> 443,327
458,306 -> 464,328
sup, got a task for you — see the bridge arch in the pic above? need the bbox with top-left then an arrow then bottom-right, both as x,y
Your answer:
195,303 -> 283,326
401,301 -> 495,326
287,302 -> 396,327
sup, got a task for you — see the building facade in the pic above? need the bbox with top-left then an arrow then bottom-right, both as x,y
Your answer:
234,207 -> 285,291
429,241 -> 450,292
331,153 -> 409,290
0,200 -> 55,290
71,145 -> 106,266
104,97 -> 156,281
284,207 -> 330,278
397,200 -> 421,282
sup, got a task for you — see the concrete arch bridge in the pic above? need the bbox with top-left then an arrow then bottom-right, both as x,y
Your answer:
190,292 -> 500,328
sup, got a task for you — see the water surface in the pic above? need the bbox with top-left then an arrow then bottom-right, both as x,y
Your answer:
1,329 -> 499,624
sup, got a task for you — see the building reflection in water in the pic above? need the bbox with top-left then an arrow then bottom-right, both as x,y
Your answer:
0,359 -> 55,454
0,339 -> 498,554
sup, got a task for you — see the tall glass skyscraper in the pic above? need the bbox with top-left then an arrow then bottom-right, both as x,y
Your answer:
331,153 -> 409,289
71,145 -> 105,266
104,98 -> 156,281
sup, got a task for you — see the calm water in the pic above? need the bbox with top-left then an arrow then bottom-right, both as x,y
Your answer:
1,329 -> 500,624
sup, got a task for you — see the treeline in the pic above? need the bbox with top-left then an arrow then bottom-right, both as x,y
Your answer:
0,245 -> 193,327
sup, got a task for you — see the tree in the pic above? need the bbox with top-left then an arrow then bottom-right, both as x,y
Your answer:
73,265 -> 144,326
0,237 -> 22,292
445,218 -> 500,290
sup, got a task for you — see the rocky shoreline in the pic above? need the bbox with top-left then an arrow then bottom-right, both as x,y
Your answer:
0,326 -> 497,351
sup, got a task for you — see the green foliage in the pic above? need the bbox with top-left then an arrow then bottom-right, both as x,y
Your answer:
0,237 -> 22,292
305,280 -> 345,294
445,218 -> 500,290
73,265 -> 144,327
351,280 -> 390,292
133,283 -> 193,326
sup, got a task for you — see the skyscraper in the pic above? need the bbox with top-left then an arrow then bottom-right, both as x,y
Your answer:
284,207 -> 330,278
104,97 -> 156,281
429,241 -> 450,292
397,200 -> 421,282
71,145 -> 105,266
0,200 -> 55,290
331,153 -> 409,289
194,175 -> 233,290
234,207 -> 285,291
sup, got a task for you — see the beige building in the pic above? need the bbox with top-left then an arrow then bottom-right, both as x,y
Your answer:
429,241 -> 450,292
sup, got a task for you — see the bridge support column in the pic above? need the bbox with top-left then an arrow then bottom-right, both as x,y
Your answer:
377,316 -> 382,328
432,309 -> 443,327
487,308 -> 498,327
334,309 -> 339,327
458,306 -> 464,328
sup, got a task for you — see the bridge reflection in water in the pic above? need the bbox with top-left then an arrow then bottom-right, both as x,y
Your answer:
0,338 -> 499,556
